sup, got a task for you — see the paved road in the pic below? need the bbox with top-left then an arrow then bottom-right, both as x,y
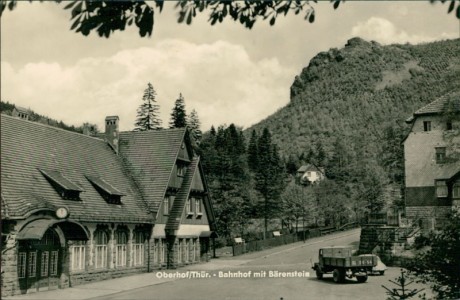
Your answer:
90,229 -> 431,300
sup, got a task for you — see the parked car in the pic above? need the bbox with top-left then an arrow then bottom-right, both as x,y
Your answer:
359,254 -> 387,275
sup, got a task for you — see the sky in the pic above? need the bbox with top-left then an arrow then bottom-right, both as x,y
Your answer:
1,1 -> 459,132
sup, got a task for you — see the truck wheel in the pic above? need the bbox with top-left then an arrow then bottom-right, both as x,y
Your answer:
333,269 -> 343,283
356,275 -> 368,283
316,270 -> 323,280
379,271 -> 385,276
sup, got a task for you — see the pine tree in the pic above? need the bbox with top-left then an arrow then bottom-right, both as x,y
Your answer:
254,128 -> 286,237
382,270 -> 425,300
134,82 -> 162,131
247,130 -> 259,172
209,125 -> 216,136
286,154 -> 299,175
315,141 -> 327,167
187,109 -> 202,143
199,124 -> 252,239
169,93 -> 187,128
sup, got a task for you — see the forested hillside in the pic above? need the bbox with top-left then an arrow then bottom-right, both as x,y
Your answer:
0,101 -> 99,134
2,38 -> 458,245
249,37 -> 460,188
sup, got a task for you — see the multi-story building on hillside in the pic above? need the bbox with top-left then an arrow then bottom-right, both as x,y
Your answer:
403,91 -> 460,226
1,114 -> 217,297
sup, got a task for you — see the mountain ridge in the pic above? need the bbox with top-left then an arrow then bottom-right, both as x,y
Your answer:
248,37 -> 460,165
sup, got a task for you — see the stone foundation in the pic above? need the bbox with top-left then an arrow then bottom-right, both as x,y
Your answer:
405,206 -> 452,228
69,266 -> 148,287
359,225 -> 414,262
1,225 -> 19,297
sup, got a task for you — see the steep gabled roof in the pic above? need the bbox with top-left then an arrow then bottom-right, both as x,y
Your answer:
119,128 -> 186,216
13,106 -> 30,114
414,91 -> 460,116
197,160 -> 217,231
165,157 -> 199,231
1,115 -> 151,223
297,164 -> 324,174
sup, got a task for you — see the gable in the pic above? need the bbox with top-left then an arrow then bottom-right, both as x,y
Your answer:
191,165 -> 205,191
177,142 -> 191,162
119,128 -> 186,215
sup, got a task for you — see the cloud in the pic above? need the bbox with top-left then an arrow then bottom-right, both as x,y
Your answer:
351,17 -> 456,45
1,40 -> 295,131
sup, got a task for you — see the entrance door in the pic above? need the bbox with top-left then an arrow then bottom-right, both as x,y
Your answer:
18,229 -> 61,293
199,237 -> 210,260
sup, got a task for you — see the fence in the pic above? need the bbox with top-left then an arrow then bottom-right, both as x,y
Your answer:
232,225 -> 359,256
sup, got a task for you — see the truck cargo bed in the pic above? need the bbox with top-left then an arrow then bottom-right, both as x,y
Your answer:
322,255 -> 377,268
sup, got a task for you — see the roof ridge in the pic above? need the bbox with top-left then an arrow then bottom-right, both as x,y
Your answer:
155,128 -> 187,220
0,114 -> 105,142
13,105 -> 30,112
120,127 -> 187,135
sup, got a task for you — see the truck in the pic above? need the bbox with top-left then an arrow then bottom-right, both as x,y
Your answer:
311,246 -> 377,283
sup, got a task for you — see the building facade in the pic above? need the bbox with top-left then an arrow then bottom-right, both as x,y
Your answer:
296,164 -> 326,185
403,92 -> 460,226
1,114 -> 217,297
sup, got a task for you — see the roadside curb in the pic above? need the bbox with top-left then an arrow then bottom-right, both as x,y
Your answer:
4,229 -> 361,300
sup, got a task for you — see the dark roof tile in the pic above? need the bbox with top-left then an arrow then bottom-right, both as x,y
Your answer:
1,115 -> 152,223
119,129 -> 186,215
414,91 -> 460,116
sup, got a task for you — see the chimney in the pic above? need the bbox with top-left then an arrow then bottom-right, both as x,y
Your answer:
105,116 -> 119,154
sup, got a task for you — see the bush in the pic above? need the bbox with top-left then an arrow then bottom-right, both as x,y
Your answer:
413,234 -> 431,250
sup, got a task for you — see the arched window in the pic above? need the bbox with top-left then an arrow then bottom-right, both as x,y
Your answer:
132,232 -> 145,266
70,240 -> 86,271
115,231 -> 128,267
94,231 -> 108,269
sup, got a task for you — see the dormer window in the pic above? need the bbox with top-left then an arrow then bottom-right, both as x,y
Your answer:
423,121 -> 431,132
86,175 -> 124,204
39,169 -> 83,200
